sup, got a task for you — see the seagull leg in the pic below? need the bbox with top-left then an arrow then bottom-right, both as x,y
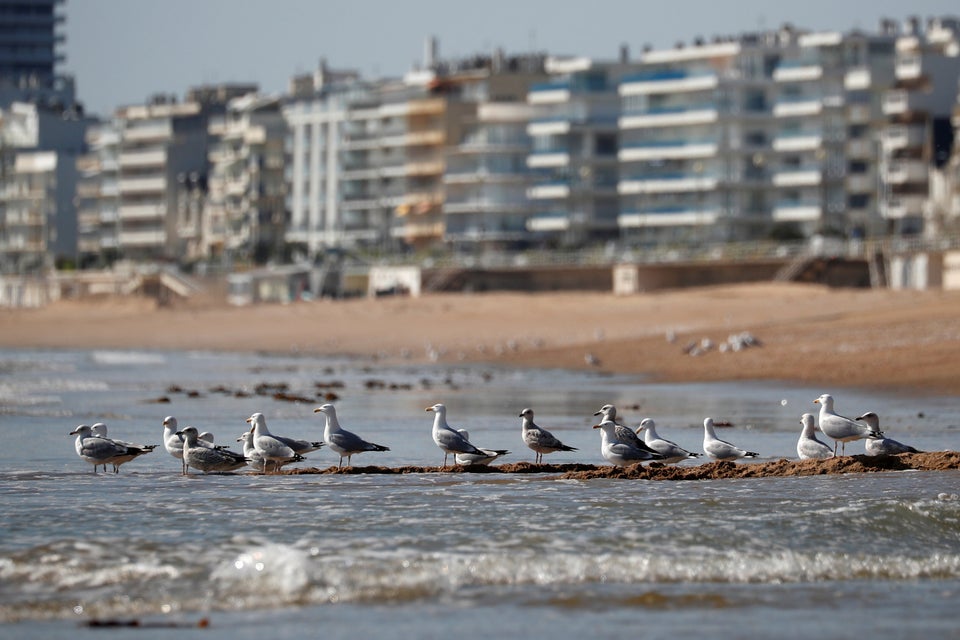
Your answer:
338,456 -> 343,470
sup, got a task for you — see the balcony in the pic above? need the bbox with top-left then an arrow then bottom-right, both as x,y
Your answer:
124,123 -> 172,142
773,97 -> 823,118
527,120 -> 571,136
883,90 -> 930,116
881,124 -> 926,151
619,139 -> 718,162
119,203 -> 165,221
527,182 -> 570,200
118,148 -> 167,168
773,61 -> 823,82
392,221 -> 444,239
846,174 -> 875,193
118,176 -> 166,194
528,82 -> 571,105
885,160 -> 928,185
405,160 -> 444,177
896,56 -> 923,80
118,230 -> 167,246
881,195 -> 925,219
772,167 -> 822,187
527,152 -> 570,168
772,201 -> 822,222
526,212 -> 570,232
618,174 -> 718,194
619,70 -> 718,96
619,106 -> 718,129
844,68 -> 873,90
618,206 -> 719,227
772,131 -> 823,152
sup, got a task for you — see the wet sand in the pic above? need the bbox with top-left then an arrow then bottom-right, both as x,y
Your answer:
282,451 -> 960,479
3,282 -> 960,395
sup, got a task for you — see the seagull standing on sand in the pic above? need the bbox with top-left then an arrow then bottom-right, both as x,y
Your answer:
636,418 -> 700,464
426,403 -> 505,468
313,403 -> 389,469
520,407 -> 577,464
702,418 -> 758,461
796,413 -> 833,460
856,412 -> 921,456
177,426 -> 249,474
593,419 -> 664,466
246,412 -> 307,473
593,404 -> 662,458
454,429 -> 510,466
814,394 -> 882,456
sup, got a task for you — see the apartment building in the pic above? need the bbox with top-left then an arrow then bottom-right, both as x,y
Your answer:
879,16 -> 960,236
617,35 -> 782,245
0,101 -> 86,273
75,120 -> 120,266
205,93 -> 287,264
771,28 -> 897,238
526,55 -> 629,246
0,0 -> 76,111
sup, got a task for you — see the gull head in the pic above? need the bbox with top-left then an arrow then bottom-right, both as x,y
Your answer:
594,404 -> 616,418
592,420 -> 617,435
814,393 -> 834,408
637,418 -> 655,433
519,408 -> 534,419
314,403 -> 336,416
91,423 -> 108,437
162,416 -> 178,429
856,411 -> 880,430
800,413 -> 817,432
70,424 -> 93,437
425,403 -> 446,414
237,431 -> 252,443
245,412 -> 267,433
175,426 -> 199,443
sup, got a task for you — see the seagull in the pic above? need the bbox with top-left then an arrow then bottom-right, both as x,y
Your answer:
454,429 -> 510,466
702,418 -> 758,461
856,412 -> 921,456
176,426 -> 249,474
313,404 -> 390,469
70,424 -> 154,474
245,412 -> 307,473
635,418 -> 700,464
426,403 -> 502,468
593,404 -> 662,457
796,413 -> 833,460
162,416 -> 188,474
593,419 -> 664,466
814,394 -> 882,456
237,431 -> 268,472
520,407 -> 577,464
90,422 -> 157,473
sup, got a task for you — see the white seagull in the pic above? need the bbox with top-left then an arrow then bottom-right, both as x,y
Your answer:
454,429 -> 511,466
702,418 -> 758,461
70,424 -> 154,474
426,403 -> 506,468
856,412 -> 921,456
814,394 -> 882,456
246,412 -> 307,473
635,418 -> 700,464
593,419 -> 664,466
796,413 -> 833,460
90,422 -> 157,473
177,426 -> 249,474
593,404 -> 662,458
520,407 -> 577,464
313,404 -> 389,469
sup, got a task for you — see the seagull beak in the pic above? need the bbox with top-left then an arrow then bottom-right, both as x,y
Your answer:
592,411 -> 601,416
313,407 -> 322,413
245,416 -> 252,423
813,399 -> 820,404
69,429 -> 78,435
592,424 -> 601,429
425,407 -> 434,412
175,430 -> 183,436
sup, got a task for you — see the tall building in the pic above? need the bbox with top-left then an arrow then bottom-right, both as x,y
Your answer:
75,120 -> 120,267
526,56 -> 629,246
618,34 -> 782,245
0,0 -> 76,111
879,16 -> 960,236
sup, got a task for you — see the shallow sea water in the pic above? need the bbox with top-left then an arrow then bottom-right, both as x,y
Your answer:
1,348 -> 958,638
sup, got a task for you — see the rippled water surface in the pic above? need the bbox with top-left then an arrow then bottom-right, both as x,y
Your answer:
1,348 -> 959,638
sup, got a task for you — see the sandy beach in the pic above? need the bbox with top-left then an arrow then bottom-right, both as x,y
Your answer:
2,282 -> 960,395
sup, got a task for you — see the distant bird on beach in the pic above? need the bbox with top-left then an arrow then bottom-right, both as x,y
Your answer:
426,403 -> 506,468
593,404 -> 662,458
814,394 -> 882,456
520,407 -> 577,464
796,413 -> 833,460
177,426 -> 248,474
70,424 -> 154,473
593,419 -> 664,466
635,418 -> 700,464
856,412 -> 921,456
246,412 -> 308,473
162,416 -> 222,474
702,418 -> 758,461
454,429 -> 510,466
89,422 -> 157,473
314,403 -> 389,469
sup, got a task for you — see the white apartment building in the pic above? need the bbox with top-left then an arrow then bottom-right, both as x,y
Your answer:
618,35 -> 782,245
526,56 -> 627,245
76,121 -> 120,266
771,28 -> 897,237
205,94 -> 287,264
879,16 -> 960,236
